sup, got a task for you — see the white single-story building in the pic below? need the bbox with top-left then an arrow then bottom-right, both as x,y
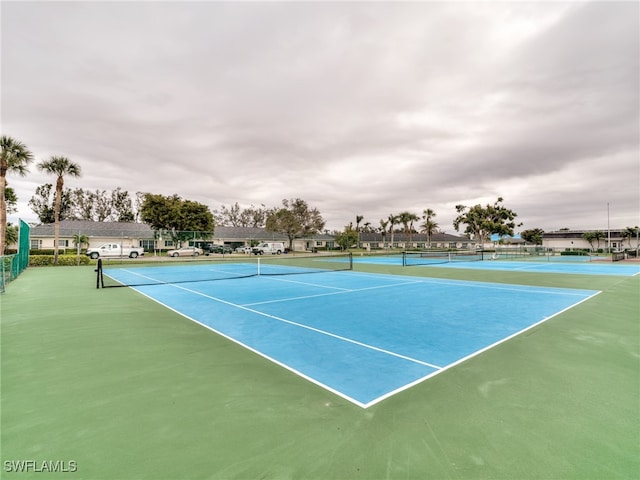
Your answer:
541,229 -> 637,252
25,220 -> 336,253
357,231 -> 476,250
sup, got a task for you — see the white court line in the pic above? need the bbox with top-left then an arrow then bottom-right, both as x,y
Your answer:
120,268 -> 602,409
242,277 -> 425,306
346,270 -> 595,297
165,282 -> 443,371
361,289 -> 603,408
128,287 -> 372,409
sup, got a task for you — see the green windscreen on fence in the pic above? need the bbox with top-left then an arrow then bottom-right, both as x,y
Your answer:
1,220 -> 30,293
16,219 -> 30,275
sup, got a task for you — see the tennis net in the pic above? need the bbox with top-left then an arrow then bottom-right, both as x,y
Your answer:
96,253 -> 353,288
402,250 -> 484,266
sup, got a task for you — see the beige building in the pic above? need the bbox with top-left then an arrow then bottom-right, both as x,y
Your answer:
27,220 -> 335,253
542,229 -> 637,252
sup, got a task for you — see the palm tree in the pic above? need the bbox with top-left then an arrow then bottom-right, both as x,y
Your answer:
1,136 -> 34,255
37,156 -> 81,265
397,211 -> 419,249
379,219 -> 389,247
72,233 -> 89,250
421,208 -> 438,249
621,226 -> 638,249
355,215 -> 364,248
593,230 -> 605,251
387,214 -> 398,248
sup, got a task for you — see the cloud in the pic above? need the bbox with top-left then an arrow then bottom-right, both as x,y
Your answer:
2,1 -> 638,233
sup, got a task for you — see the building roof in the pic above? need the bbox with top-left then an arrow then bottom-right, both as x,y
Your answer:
358,232 -> 473,243
30,220 -> 155,238
29,221 -> 335,241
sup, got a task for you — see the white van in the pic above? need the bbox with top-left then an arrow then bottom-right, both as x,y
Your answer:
251,242 -> 285,255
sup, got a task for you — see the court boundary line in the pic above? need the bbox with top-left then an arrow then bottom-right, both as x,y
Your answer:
242,276 -> 425,306
131,288 -> 371,408
107,269 -> 603,408
362,290 -> 603,407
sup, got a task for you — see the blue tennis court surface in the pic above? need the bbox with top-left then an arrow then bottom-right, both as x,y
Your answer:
408,260 -> 640,276
104,267 -> 599,407
351,255 -> 640,276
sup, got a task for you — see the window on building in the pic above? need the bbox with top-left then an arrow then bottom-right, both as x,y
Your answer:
30,239 -> 42,250
140,239 -> 155,250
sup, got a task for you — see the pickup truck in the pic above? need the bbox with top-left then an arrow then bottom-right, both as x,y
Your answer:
252,242 -> 285,255
86,243 -> 144,259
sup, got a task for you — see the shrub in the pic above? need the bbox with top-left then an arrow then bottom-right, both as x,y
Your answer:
29,255 -> 91,266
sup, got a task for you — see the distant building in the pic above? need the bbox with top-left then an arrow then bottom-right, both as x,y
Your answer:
26,220 -> 335,253
541,229 -> 633,252
357,231 -> 476,250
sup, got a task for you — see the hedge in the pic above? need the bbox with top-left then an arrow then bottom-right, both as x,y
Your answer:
29,255 -> 91,266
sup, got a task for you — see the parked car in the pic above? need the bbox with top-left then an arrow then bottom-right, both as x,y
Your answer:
167,247 -> 203,257
86,243 -> 144,259
235,245 -> 252,254
207,244 -> 233,254
252,242 -> 286,255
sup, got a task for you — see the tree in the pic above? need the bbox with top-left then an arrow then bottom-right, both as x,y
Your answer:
335,225 -> 359,251
242,204 -> 269,228
521,228 -> 544,246
93,190 -> 113,222
69,188 -> 95,220
355,215 -> 364,246
621,226 -> 639,249
110,187 -> 134,222
215,202 -> 270,227
453,197 -> 520,246
4,187 -> 18,215
379,219 -> 389,246
397,211 -> 419,248
72,233 -> 89,249
1,135 -> 33,255
387,214 -> 398,246
593,230 -> 605,251
37,156 -> 82,265
420,209 -> 438,248
5,222 -> 18,247
582,231 -> 596,251
265,198 -> 325,250
29,184 -> 73,223
140,193 -> 214,246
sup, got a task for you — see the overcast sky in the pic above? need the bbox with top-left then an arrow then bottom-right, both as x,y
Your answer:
2,1 -> 639,233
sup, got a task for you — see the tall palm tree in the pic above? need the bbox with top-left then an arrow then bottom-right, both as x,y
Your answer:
621,226 -> 638,249
593,230 -> 605,251
379,219 -> 389,247
355,215 -> 364,247
397,211 -> 418,249
421,208 -> 438,249
1,136 -> 34,255
37,156 -> 81,265
387,214 -> 398,248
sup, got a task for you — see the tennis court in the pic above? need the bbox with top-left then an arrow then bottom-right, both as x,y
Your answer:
3,258 -> 638,479
101,259 -> 599,407
352,253 -> 640,276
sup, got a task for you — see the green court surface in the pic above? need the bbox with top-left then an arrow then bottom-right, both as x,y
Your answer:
1,262 -> 638,479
